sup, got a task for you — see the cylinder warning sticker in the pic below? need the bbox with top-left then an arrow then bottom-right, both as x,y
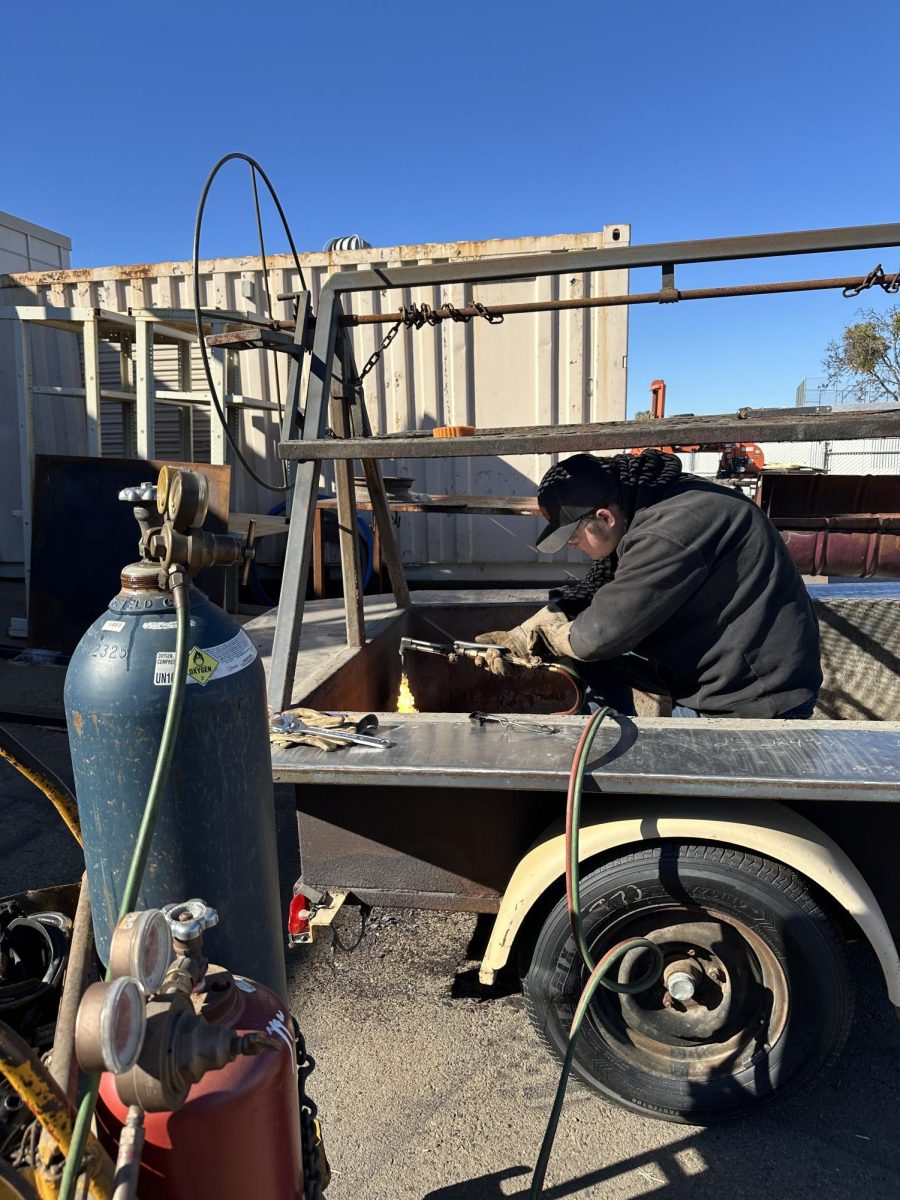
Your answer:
153,630 -> 257,687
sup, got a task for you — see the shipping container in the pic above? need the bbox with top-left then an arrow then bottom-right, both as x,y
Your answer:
0,228 -> 629,582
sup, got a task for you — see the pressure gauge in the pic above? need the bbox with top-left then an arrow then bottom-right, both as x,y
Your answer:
109,908 -> 173,993
75,977 -> 146,1075
156,464 -> 174,515
157,466 -> 209,531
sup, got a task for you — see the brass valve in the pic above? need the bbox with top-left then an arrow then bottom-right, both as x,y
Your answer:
74,901 -> 280,1112
122,467 -> 255,582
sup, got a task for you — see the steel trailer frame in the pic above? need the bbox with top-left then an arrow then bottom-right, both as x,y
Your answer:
265,221 -> 900,713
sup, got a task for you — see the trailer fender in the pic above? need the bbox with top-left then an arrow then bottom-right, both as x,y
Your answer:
479,798 -> 900,1006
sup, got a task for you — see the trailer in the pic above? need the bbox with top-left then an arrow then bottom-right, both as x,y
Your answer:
242,219 -> 900,1124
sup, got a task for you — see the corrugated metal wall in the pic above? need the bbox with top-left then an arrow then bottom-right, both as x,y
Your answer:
0,214 -> 72,572
825,439 -> 900,474
680,440 -> 900,476
1,228 -> 630,578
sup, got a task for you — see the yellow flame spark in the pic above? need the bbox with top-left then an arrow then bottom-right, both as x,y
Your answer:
397,672 -> 419,713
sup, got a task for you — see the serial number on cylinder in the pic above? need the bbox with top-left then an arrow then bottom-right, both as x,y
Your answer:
90,644 -> 128,660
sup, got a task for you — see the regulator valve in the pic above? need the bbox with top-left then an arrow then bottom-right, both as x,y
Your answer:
74,900 -> 279,1112
119,466 -> 255,582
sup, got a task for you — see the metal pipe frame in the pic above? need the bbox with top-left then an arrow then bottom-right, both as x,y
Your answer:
267,221 -> 900,711
300,221 -> 900,297
267,295 -> 340,711
340,271 -> 900,326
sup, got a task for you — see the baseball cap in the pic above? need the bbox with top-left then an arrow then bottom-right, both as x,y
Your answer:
536,454 -> 615,553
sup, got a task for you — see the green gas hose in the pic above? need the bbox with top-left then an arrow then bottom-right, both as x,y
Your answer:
59,566 -> 191,1200
529,707 -> 664,1199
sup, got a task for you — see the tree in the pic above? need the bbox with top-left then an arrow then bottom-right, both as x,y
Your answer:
824,305 -> 900,403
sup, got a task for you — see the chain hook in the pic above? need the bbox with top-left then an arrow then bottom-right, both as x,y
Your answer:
842,263 -> 900,298
472,301 -> 504,324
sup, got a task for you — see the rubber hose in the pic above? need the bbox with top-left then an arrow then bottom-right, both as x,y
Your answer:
0,1020 -> 115,1200
529,707 -> 664,1197
546,662 -> 585,716
0,724 -> 82,845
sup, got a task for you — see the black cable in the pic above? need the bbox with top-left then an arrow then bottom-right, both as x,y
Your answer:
192,152 -> 307,492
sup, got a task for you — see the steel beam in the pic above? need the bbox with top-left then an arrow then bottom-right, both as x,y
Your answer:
135,317 -> 155,458
83,312 -> 102,456
281,404 -> 900,462
267,289 -> 341,713
279,291 -> 310,448
271,714 -> 900,803
304,222 -> 900,297
330,342 -> 365,648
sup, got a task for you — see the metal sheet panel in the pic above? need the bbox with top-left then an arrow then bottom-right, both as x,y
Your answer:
0,214 -> 72,571
826,439 -> 900,475
1,229 -> 629,575
679,442 -> 828,475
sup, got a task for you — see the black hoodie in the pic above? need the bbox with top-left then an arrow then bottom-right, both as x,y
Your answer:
565,475 -> 822,717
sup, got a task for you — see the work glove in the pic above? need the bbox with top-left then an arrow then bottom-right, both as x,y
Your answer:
473,607 -> 574,676
269,707 -> 364,752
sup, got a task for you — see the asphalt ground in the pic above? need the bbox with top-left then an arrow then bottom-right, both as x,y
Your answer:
2,659 -> 899,1199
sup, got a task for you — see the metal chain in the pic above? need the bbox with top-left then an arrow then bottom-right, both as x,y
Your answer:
352,300 -> 504,385
295,1022 -> 328,1198
471,301 -> 504,324
843,264 -> 900,297
353,318 -> 403,385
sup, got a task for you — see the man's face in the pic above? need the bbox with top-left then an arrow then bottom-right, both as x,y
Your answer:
567,505 -> 625,560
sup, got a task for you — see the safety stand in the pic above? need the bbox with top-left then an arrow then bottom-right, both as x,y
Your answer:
218,294 -> 411,714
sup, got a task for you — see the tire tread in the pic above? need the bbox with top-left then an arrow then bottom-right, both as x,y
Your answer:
521,841 -> 855,1123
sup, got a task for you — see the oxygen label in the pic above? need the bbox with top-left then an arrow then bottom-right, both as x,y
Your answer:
194,630 -> 257,681
152,631 -> 256,686
187,647 -> 219,686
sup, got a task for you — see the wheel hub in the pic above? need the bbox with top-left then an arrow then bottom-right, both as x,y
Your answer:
588,910 -> 789,1080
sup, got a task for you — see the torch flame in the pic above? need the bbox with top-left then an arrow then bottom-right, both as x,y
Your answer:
397,672 -> 418,714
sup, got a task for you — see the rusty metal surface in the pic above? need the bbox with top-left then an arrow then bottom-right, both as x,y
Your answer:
272,713 -> 900,802
301,603 -> 574,715
762,473 -> 900,518
1,229 -> 629,532
309,222 -> 900,298
0,1019 -> 116,1197
279,404 -> 900,461
46,876 -> 92,1100
340,271 -> 900,325
296,783 -> 562,910
782,529 -> 900,577
763,474 -> 900,577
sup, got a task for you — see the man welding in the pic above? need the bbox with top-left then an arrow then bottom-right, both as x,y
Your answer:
474,450 -> 822,718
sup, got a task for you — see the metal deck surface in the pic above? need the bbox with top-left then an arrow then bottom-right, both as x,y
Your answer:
270,713 -> 900,802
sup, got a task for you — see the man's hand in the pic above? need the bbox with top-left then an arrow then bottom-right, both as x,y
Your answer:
473,607 -> 575,676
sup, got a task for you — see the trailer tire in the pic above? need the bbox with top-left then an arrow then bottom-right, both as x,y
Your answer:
522,843 -> 854,1124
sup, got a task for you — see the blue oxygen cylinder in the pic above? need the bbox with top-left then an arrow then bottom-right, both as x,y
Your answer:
64,559 -> 287,1001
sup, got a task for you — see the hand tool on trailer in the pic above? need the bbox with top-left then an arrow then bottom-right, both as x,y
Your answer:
269,714 -> 393,749
468,712 -> 559,736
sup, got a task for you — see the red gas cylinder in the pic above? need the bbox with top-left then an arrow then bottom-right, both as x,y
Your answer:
96,966 -> 303,1199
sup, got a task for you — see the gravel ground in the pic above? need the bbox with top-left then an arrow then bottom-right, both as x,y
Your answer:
288,904 -> 900,1200
3,667 -> 900,1199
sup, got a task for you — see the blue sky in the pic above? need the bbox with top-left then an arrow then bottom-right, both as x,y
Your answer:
5,1 -> 900,416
